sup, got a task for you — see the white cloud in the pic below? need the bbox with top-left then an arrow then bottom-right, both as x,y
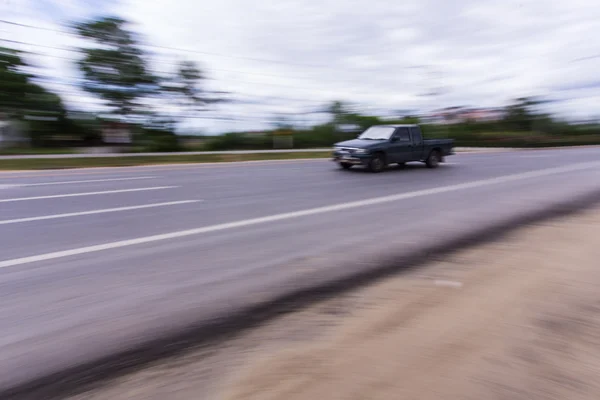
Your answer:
4,0 -> 600,132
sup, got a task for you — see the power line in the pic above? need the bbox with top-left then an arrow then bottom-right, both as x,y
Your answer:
1,38 -> 75,54
1,40 -> 178,75
0,18 -> 333,69
2,42 -> 366,93
571,54 -> 600,63
46,88 -> 324,109
6,83 -> 327,118
6,17 -> 600,75
0,19 -> 61,33
0,71 -> 328,104
29,79 -> 330,104
0,20 -> 365,121
2,37 -> 360,84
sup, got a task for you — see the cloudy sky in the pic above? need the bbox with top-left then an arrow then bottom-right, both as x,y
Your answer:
2,0 -> 599,133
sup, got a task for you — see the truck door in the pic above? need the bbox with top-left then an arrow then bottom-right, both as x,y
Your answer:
389,127 -> 413,163
409,126 -> 424,160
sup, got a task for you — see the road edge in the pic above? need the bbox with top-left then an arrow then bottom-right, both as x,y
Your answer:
4,188 -> 600,400
1,144 -> 599,160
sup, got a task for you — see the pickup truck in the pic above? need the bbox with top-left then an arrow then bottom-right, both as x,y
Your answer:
332,124 -> 454,172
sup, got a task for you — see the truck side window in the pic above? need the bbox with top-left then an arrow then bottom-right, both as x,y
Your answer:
410,127 -> 422,144
395,127 -> 411,142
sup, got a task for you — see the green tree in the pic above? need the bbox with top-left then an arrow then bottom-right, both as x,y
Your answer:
0,47 -> 63,115
165,61 -> 205,107
73,17 -> 158,120
0,47 -> 29,114
326,100 -> 350,125
74,16 -> 226,134
341,113 -> 381,131
270,112 -> 294,129
0,47 -> 68,145
158,60 -> 226,127
503,97 -> 544,131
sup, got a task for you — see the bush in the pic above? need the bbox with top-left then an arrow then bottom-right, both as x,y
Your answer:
145,135 -> 181,152
204,133 -> 272,151
136,129 -> 183,152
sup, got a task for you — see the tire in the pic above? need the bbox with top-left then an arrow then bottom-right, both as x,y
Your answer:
368,153 -> 386,173
340,162 -> 353,170
426,150 -> 441,168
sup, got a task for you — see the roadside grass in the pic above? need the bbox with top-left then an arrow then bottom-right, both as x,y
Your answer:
0,151 -> 331,170
0,147 -> 77,156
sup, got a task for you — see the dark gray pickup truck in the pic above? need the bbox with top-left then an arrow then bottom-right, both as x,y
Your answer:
332,124 -> 454,172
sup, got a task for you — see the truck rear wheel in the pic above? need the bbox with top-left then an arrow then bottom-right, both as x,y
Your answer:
426,150 -> 441,168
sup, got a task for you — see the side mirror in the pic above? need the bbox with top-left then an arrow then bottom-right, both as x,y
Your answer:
390,137 -> 398,143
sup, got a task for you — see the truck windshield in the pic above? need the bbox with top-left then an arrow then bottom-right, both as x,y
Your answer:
358,126 -> 395,140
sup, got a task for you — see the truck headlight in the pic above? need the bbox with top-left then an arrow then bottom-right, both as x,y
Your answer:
354,148 -> 368,154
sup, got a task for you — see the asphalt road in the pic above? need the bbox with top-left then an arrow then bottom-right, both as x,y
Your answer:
1,147 -> 600,393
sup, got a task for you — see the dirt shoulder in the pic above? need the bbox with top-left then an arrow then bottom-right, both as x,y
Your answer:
68,206 -> 600,400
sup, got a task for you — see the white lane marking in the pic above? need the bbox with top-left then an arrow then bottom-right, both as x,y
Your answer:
0,161 -> 599,269
0,185 -> 19,189
0,186 -> 177,203
11,176 -> 157,187
0,200 -> 201,225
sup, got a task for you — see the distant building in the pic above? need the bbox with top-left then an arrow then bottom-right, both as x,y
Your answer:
98,121 -> 133,152
101,121 -> 133,144
426,107 -> 505,124
460,108 -> 506,122
0,115 -> 28,148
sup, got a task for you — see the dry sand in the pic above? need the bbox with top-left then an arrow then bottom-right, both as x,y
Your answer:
70,206 -> 600,400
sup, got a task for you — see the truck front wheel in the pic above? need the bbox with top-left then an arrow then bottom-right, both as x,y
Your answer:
368,153 -> 386,173
426,150 -> 441,168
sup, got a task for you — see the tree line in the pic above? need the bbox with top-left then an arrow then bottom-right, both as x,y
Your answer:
206,99 -> 600,151
1,16 -> 599,152
1,16 -> 222,150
